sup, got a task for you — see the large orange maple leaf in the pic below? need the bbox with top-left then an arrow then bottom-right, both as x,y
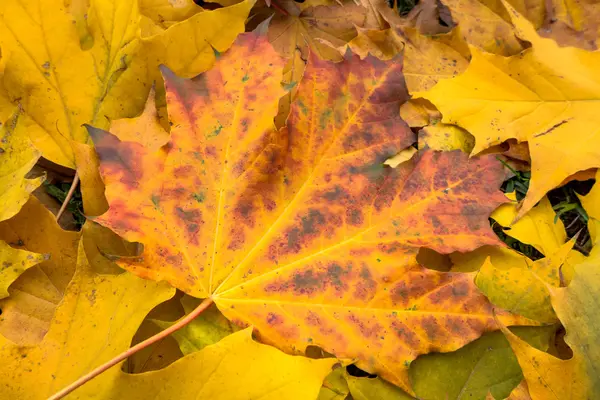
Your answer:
88,32 -> 530,391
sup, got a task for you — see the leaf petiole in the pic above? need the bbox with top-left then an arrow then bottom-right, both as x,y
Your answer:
48,297 -> 214,400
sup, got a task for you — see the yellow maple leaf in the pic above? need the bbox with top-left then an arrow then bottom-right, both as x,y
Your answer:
0,0 -> 255,215
109,86 -> 170,151
75,328 -> 335,399
505,380 -> 532,400
0,239 -> 175,399
506,0 -> 600,50
0,241 -> 45,300
139,0 -> 202,32
417,2 -> 600,219
418,124 -> 475,153
0,110 -> 44,222
0,197 -> 80,345
89,32 -> 533,392
499,243 -> 600,399
455,195 -> 586,322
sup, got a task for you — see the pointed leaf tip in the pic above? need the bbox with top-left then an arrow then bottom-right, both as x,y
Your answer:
253,15 -> 274,36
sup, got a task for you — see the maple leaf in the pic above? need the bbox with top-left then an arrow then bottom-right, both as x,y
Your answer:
0,0 -> 255,215
418,124 -> 475,153
417,2 -> 600,219
0,110 -> 44,222
454,195 -> 586,323
500,246 -> 600,399
347,372 -> 413,399
90,31 -> 532,391
139,0 -> 202,33
340,26 -> 470,136
109,86 -> 170,151
0,197 -> 80,345
250,0 -> 376,126
376,0 -> 523,55
341,27 -> 470,93
319,367 -> 349,400
0,241 -> 45,300
76,328 -> 336,400
505,0 -> 600,49
0,239 -> 175,399
409,326 -> 554,400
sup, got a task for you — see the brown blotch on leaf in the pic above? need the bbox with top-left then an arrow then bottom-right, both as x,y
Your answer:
346,208 -> 364,226
265,262 -> 353,296
166,253 -> 183,267
173,165 -> 194,178
321,185 -> 348,201
92,132 -> 144,188
421,316 -> 441,341
285,209 -> 326,252
391,320 -> 420,348
266,312 -> 284,326
353,265 -> 377,301
234,201 -> 256,228
445,318 -> 468,337
346,314 -> 383,339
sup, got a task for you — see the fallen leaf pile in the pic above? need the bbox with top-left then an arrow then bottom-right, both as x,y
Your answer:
0,0 -> 598,398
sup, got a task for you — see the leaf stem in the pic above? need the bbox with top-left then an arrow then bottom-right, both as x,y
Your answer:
55,172 -> 80,222
270,0 -> 289,16
48,297 -> 214,400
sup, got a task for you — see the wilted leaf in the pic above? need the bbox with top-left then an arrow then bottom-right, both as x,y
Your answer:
0,240 -> 175,399
439,0 -> 524,55
506,0 -> 600,50
0,241 -> 45,299
0,197 -> 80,344
91,32 -> 533,392
77,328 -> 336,399
0,110 -> 44,222
417,3 -> 600,219
501,245 -> 600,398
343,27 -> 470,93
375,0 -> 454,36
410,326 -> 554,400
